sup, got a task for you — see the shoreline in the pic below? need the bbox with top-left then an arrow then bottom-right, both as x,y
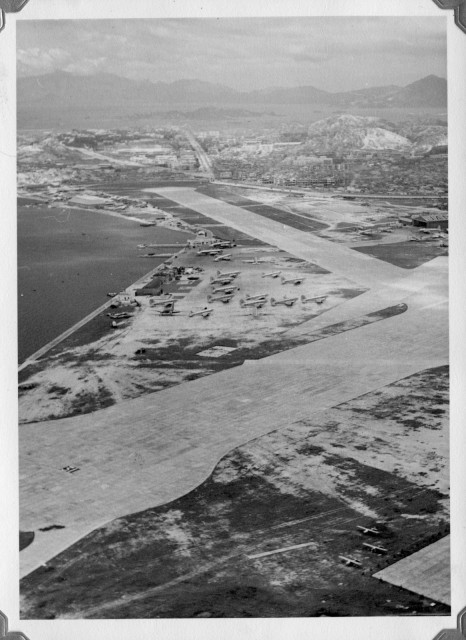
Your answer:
18,201 -> 194,369
17,257 -> 182,372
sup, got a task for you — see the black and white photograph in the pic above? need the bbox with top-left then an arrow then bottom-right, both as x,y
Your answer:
1,0 -> 465,638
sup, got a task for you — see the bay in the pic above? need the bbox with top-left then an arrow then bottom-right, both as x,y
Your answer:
17,204 -> 191,363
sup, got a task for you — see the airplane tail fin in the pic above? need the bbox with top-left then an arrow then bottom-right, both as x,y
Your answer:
270,298 -> 276,306
280,276 -> 286,284
207,295 -> 213,302
239,299 -> 245,308
301,295 -> 307,302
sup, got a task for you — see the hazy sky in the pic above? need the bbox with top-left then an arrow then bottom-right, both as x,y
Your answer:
17,17 -> 446,92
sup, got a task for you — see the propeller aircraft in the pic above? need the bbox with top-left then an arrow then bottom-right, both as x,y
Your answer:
281,276 -> 304,285
270,296 -> 298,307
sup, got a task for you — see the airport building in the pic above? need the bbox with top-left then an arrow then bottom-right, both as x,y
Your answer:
412,213 -> 448,230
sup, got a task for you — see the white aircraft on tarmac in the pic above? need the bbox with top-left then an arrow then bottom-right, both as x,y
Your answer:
210,274 -> 235,285
212,284 -> 239,294
245,293 -> 268,301
240,298 -> 267,309
213,253 -> 232,262
189,307 -> 214,318
216,269 -> 240,279
207,293 -> 235,304
262,270 -> 281,278
281,276 -> 304,285
107,312 -> 133,319
150,295 -> 175,307
270,296 -> 298,307
362,543 -> 387,555
197,248 -> 223,256
157,304 -> 180,316
212,240 -> 235,249
301,294 -> 327,304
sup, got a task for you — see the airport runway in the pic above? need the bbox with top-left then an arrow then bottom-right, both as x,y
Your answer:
19,189 -> 449,577
146,187 -> 405,287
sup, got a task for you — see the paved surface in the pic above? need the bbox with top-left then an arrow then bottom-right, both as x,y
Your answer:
19,187 -> 449,578
373,536 -> 451,605
146,187 -> 405,288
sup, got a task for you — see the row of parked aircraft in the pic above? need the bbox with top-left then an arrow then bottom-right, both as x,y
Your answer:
189,269 -> 242,318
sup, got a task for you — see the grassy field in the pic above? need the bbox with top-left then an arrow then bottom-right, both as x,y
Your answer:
198,184 -> 328,232
353,242 -> 448,268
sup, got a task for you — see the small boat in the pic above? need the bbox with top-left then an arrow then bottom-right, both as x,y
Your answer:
107,292 -> 117,297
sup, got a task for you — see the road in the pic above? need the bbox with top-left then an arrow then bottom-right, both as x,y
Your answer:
181,128 -> 215,180
19,187 -> 448,577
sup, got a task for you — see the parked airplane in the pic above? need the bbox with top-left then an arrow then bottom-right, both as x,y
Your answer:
339,556 -> 362,568
245,293 -> 268,301
216,269 -> 240,279
362,543 -> 387,555
212,284 -> 239,294
281,276 -> 304,285
189,307 -> 213,318
240,298 -> 267,309
210,274 -> 235,285
356,525 -> 380,536
262,271 -> 281,278
212,240 -> 235,248
197,248 -> 223,256
150,296 -> 174,307
107,312 -> 133,319
207,293 -> 235,304
301,294 -> 327,304
157,307 -> 180,316
213,253 -> 232,262
270,296 -> 298,307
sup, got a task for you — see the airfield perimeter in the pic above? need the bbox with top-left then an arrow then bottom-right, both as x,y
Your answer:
19,187 -> 449,614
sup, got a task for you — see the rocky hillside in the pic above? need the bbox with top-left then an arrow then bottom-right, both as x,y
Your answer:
304,115 -> 412,153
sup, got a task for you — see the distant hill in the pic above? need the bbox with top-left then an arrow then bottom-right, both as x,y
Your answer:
17,72 -> 447,111
385,75 -> 447,107
303,114 -> 413,154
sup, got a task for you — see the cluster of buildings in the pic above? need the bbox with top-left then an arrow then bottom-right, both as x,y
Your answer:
196,125 -> 447,198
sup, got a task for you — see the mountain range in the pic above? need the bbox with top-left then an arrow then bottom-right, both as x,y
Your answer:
17,72 -> 447,110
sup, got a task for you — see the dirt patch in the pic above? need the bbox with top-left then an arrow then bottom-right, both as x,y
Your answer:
18,301 -> 405,424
